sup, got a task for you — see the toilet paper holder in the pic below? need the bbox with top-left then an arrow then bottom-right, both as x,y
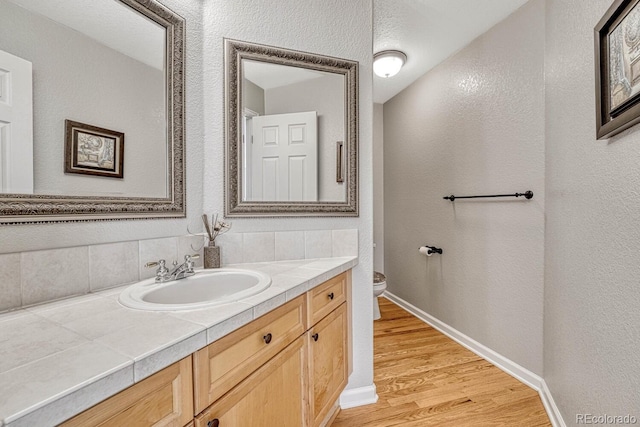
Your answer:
421,245 -> 443,255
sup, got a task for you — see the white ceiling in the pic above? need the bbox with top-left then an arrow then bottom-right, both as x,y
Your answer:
373,0 -> 529,104
243,60 -> 326,90
7,0 -> 526,99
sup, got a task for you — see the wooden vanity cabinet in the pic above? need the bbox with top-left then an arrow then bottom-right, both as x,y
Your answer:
60,271 -> 351,427
308,303 -> 348,426
192,294 -> 307,414
303,271 -> 349,426
307,272 -> 347,327
60,356 -> 193,427
193,271 -> 350,427
194,335 -> 308,427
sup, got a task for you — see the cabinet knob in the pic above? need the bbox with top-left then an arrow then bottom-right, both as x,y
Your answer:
312,333 -> 319,342
263,333 -> 272,344
328,292 -> 334,300
207,419 -> 219,427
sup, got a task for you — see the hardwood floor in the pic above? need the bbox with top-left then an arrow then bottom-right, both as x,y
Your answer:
333,298 -> 551,427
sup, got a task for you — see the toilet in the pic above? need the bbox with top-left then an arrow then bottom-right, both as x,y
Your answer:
373,271 -> 387,320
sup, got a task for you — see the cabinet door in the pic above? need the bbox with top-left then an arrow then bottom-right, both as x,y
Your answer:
61,356 -> 193,427
308,303 -> 348,427
193,295 -> 306,413
194,335 -> 308,427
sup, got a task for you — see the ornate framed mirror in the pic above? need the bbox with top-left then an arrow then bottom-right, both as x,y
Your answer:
224,39 -> 358,217
0,0 -> 185,224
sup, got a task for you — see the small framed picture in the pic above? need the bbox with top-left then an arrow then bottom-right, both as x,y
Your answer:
595,0 -> 640,139
65,120 -> 124,178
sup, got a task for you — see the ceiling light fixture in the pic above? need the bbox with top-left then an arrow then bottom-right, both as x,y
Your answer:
373,50 -> 407,78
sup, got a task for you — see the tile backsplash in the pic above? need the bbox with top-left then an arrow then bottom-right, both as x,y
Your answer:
0,234 -> 204,313
0,229 -> 358,313
0,253 -> 21,311
21,246 -> 90,306
216,229 -> 358,265
89,241 -> 139,292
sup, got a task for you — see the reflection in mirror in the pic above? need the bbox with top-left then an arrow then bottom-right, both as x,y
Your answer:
241,60 -> 345,203
0,0 -> 166,197
226,39 -> 358,217
0,0 -> 185,223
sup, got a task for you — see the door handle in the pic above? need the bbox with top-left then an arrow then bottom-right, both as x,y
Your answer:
336,141 -> 344,183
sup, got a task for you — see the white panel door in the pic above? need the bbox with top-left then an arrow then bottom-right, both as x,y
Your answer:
250,111 -> 318,201
0,49 -> 33,194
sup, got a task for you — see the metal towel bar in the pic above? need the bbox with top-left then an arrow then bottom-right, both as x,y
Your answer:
443,191 -> 533,201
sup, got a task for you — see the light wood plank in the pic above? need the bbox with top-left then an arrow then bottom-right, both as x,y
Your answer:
332,298 -> 551,427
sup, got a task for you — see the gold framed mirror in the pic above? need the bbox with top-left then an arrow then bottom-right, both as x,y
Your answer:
224,39 -> 358,217
0,0 -> 185,224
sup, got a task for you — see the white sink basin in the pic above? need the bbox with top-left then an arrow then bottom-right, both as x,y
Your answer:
119,268 -> 271,311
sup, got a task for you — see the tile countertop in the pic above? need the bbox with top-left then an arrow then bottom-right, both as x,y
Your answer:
0,256 -> 358,427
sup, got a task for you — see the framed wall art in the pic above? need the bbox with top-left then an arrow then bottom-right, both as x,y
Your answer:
595,0 -> 640,139
64,120 -> 124,178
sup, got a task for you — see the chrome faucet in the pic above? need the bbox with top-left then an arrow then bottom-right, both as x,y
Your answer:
145,254 -> 200,283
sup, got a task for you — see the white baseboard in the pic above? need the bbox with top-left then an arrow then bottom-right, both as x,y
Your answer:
382,292 -> 565,427
539,380 -> 567,427
339,384 -> 378,409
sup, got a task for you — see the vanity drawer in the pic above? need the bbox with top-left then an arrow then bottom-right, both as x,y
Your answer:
307,272 -> 347,327
60,356 -> 193,427
194,336 -> 307,427
193,294 -> 306,414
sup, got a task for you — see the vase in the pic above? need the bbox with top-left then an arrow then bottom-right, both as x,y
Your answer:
204,243 -> 221,269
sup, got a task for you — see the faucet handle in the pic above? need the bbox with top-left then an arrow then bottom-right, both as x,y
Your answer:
144,260 -> 160,268
145,259 -> 168,269
184,254 -> 199,273
145,259 -> 170,282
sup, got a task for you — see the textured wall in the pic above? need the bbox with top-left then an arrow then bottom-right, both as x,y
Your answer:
203,0 -> 374,394
0,0 -> 204,254
0,0 -> 166,198
383,0 -> 545,374
545,0 -> 640,422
